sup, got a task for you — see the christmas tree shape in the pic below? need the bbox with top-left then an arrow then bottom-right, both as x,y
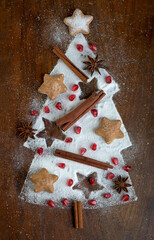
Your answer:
19,34 -> 137,208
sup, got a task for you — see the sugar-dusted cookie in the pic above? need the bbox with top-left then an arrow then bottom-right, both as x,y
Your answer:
38,74 -> 67,100
95,117 -> 124,144
37,117 -> 65,147
79,78 -> 99,100
29,168 -> 59,193
64,8 -> 93,36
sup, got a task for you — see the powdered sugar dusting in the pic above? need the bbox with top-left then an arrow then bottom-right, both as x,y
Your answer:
19,34 -> 137,209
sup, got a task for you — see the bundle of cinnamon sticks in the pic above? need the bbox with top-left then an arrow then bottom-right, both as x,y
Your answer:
56,90 -> 105,131
74,201 -> 83,229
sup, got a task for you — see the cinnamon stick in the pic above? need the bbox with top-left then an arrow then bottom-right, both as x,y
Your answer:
74,201 -> 83,229
56,90 -> 105,131
74,201 -> 78,228
77,201 -> 83,229
54,149 -> 113,170
52,46 -> 89,83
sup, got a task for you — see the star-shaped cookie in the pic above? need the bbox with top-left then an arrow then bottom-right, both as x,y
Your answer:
64,9 -> 93,36
29,168 -> 59,193
38,74 -> 67,100
37,118 -> 66,147
72,172 -> 104,199
95,117 -> 124,144
79,78 -> 99,100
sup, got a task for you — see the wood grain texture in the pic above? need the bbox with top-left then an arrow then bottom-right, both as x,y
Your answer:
0,0 -> 153,239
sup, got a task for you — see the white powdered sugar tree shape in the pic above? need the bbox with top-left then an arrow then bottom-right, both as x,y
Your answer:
20,34 -> 137,209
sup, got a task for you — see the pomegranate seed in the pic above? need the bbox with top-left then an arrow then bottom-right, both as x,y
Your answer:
103,193 -> 111,199
107,172 -> 115,180
112,157 -> 118,165
61,198 -> 68,206
80,148 -> 87,155
88,200 -> 97,206
89,43 -> 97,51
76,44 -> 83,52
89,178 -> 95,185
56,102 -> 62,110
37,148 -> 43,155
65,137 -> 73,143
30,110 -> 39,116
68,94 -> 76,101
44,106 -> 50,113
71,84 -> 79,92
105,76 -> 112,84
122,194 -> 129,202
47,200 -> 55,207
57,163 -> 66,169
74,126 -> 81,134
123,165 -> 131,172
91,143 -> 97,151
91,109 -> 98,117
67,179 -> 73,187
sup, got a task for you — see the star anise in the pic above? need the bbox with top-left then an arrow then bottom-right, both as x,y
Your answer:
113,175 -> 131,194
83,55 -> 107,76
18,122 -> 37,142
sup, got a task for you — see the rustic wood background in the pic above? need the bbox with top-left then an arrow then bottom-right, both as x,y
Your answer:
0,0 -> 153,239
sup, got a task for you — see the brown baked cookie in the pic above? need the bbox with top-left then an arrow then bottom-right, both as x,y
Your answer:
37,118 -> 66,147
73,172 -> 104,199
29,168 -> 59,193
38,74 -> 67,100
95,117 -> 124,144
64,8 -> 93,36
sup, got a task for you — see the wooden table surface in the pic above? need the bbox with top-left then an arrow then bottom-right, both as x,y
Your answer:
0,0 -> 153,239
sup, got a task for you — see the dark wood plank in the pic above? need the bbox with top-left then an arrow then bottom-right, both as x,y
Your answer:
0,0 -> 153,239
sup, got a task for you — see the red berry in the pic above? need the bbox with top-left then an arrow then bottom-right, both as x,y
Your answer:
103,193 -> 111,199
89,178 -> 95,185
61,198 -> 68,206
65,137 -> 73,143
112,157 -> 118,165
67,179 -> 73,187
68,94 -> 76,101
76,44 -> 83,52
88,200 -> 97,206
123,165 -> 131,172
91,143 -> 97,151
89,43 -> 97,51
107,172 -> 115,180
122,194 -> 129,202
57,163 -> 66,169
44,106 -> 50,113
91,109 -> 98,117
37,148 -> 43,155
105,76 -> 112,84
30,110 -> 39,116
71,84 -> 79,92
47,200 -> 55,207
56,102 -> 62,110
74,126 -> 81,134
80,148 -> 87,155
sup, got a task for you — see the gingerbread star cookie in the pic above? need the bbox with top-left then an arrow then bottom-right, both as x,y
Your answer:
73,172 -> 104,199
37,118 -> 65,147
64,9 -> 93,36
95,117 -> 124,144
38,74 -> 67,100
79,78 -> 99,100
29,168 -> 59,193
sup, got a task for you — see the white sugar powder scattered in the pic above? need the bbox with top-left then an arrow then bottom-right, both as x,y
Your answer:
19,34 -> 137,209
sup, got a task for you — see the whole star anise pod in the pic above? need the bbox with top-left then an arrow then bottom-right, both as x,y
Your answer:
83,55 -> 107,76
18,122 -> 37,142
113,175 -> 131,194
